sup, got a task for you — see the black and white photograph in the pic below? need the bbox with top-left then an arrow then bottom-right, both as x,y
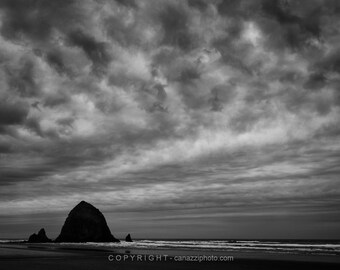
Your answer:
0,0 -> 339,269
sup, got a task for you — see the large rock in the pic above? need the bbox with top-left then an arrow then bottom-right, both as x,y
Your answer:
28,228 -> 52,243
55,201 -> 119,242
125,233 -> 133,242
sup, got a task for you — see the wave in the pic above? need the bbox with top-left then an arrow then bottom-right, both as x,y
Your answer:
0,239 -> 25,243
53,240 -> 340,256
2,238 -> 338,256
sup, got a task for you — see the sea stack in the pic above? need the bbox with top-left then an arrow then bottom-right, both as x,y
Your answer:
55,201 -> 119,242
125,233 -> 133,242
28,228 -> 52,243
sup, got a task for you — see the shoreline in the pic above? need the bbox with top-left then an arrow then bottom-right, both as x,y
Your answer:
1,242 -> 339,270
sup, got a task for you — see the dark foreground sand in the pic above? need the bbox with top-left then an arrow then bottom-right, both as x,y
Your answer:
0,243 -> 339,270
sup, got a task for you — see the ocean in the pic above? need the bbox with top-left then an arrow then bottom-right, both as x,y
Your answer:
2,239 -> 339,257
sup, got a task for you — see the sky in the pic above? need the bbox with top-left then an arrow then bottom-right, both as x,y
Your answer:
0,0 -> 340,240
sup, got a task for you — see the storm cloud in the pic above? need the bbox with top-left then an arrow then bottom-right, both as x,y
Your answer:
0,0 -> 340,239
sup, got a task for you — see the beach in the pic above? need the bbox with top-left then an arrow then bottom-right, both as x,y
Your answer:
1,242 -> 339,270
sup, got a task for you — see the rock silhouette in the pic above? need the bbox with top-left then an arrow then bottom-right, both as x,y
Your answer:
55,201 -> 119,242
125,233 -> 133,242
28,228 -> 52,243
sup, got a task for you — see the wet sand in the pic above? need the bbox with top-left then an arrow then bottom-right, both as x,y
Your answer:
0,243 -> 339,270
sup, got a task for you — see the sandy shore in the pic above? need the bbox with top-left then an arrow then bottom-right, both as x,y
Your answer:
0,243 -> 339,270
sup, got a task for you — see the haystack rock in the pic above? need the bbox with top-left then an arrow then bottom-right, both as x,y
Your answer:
28,228 -> 52,243
125,233 -> 133,242
55,201 -> 119,242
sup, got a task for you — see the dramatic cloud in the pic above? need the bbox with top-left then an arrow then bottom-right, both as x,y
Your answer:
0,0 -> 339,239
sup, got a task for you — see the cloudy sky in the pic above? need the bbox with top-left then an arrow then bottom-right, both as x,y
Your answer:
0,0 -> 340,239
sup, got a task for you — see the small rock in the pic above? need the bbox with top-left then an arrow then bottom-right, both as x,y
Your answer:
125,233 -> 133,242
28,228 -> 52,243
